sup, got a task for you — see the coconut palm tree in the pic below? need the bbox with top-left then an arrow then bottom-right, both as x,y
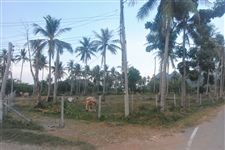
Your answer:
130,0 -> 198,111
76,37 -> 97,95
74,63 -> 82,95
33,15 -> 72,102
174,0 -> 200,110
53,42 -> 73,102
91,65 -> 102,93
37,54 -> 48,94
214,34 -> 225,98
29,39 -> 47,102
15,49 -> 29,83
38,54 -> 48,81
52,61 -> 67,81
67,60 -> 75,95
93,28 -> 120,101
110,67 -> 119,93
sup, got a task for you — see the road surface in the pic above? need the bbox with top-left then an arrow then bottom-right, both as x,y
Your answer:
174,105 -> 225,150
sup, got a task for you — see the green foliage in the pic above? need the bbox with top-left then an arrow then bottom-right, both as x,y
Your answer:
57,80 -> 70,95
5,80 -> 33,95
128,67 -> 141,93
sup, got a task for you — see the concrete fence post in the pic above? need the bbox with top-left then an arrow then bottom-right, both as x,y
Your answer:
98,95 -> 101,119
174,94 -> 176,107
61,96 -> 64,127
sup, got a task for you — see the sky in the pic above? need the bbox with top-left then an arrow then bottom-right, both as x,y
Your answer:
0,0 -> 224,84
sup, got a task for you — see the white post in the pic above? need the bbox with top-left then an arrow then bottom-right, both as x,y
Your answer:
61,96 -> 64,127
131,95 -> 134,112
174,94 -> 176,107
98,95 -> 101,119
155,95 -> 158,106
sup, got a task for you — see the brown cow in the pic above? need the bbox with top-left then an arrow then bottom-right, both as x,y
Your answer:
85,97 -> 97,112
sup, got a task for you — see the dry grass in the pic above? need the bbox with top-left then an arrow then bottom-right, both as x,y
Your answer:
6,94 -> 225,149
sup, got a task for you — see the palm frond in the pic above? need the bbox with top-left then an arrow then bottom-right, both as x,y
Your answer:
137,0 -> 158,20
33,23 -> 49,37
55,27 -> 72,37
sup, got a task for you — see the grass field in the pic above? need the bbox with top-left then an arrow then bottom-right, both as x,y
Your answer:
1,93 -> 224,149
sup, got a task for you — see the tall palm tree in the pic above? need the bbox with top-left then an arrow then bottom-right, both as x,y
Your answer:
67,60 -> 75,95
214,34 -> 225,98
53,42 -> 73,102
93,28 -> 120,101
33,15 -> 72,102
174,0 -> 200,110
110,67 -> 119,93
38,54 -> 48,81
15,49 -> 29,83
29,39 -> 46,102
131,0 -> 198,111
74,63 -> 82,95
76,37 -> 97,95
91,65 -> 102,93
37,54 -> 48,94
52,61 -> 67,81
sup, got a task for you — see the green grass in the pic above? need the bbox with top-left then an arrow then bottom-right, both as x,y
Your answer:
16,94 -> 224,127
0,115 -> 96,150
1,129 -> 95,150
3,94 -> 224,148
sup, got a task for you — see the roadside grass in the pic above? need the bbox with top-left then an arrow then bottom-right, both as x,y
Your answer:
12,94 -> 224,128
0,115 -> 96,150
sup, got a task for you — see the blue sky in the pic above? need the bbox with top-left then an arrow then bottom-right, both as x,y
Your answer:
0,0 -> 224,84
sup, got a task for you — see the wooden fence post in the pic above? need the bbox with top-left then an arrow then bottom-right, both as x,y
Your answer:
98,95 -> 101,119
61,96 -> 64,127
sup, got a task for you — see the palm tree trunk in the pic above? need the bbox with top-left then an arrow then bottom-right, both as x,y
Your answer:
20,61 -> 24,83
166,63 -> 169,97
160,25 -> 170,111
47,54 -> 52,98
219,50 -> 224,98
34,52 -> 41,104
159,62 -> 163,95
182,27 -> 187,110
206,68 -> 210,95
53,50 -> 59,102
196,66 -> 201,103
154,57 -> 156,93
214,67 -> 219,96
26,33 -> 36,95
70,78 -> 74,95
84,63 -> 87,95
102,50 -> 106,101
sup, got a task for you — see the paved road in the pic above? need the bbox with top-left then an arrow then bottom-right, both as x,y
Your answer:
174,106 -> 225,150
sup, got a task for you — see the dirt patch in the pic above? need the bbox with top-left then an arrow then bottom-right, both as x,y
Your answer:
31,105 -> 224,149
32,115 -> 182,149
